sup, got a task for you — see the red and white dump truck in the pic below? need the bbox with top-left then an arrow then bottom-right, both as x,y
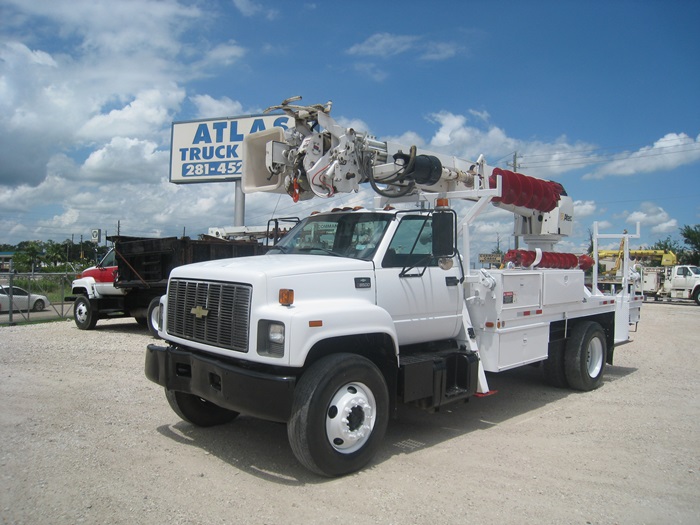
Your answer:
145,99 -> 643,476
68,235 -> 268,335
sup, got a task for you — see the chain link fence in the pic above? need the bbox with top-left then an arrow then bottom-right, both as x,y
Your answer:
0,272 -> 77,325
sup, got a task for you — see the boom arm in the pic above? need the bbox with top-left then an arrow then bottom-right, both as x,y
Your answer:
242,97 -> 574,243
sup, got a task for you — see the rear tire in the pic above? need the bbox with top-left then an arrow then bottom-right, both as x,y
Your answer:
74,295 -> 98,330
287,353 -> 389,477
32,299 -> 45,312
564,321 -> 607,391
542,343 -> 568,388
693,288 -> 700,306
165,389 -> 239,427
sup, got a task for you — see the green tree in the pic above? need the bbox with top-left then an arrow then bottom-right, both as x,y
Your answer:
491,233 -> 505,255
13,241 -> 44,272
43,240 -> 66,267
648,235 -> 686,260
680,225 -> 700,265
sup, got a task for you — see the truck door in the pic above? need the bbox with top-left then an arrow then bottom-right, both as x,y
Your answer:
672,266 -> 692,294
375,215 -> 462,345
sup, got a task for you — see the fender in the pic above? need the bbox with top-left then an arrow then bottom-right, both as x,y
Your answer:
71,276 -> 125,300
271,299 -> 398,368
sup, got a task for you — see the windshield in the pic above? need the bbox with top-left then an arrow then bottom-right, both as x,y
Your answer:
689,266 -> 700,275
270,213 -> 392,260
99,249 -> 116,267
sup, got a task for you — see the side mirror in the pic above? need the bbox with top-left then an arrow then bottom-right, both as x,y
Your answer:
432,210 -> 456,258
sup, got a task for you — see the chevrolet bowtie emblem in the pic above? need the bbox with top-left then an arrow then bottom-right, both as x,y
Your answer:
190,305 -> 209,319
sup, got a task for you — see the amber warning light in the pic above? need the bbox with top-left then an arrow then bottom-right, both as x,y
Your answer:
279,289 -> 294,306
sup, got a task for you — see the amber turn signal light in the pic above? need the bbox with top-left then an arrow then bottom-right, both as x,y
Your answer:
279,289 -> 294,306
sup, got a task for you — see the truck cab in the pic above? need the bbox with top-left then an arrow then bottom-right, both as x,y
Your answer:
666,265 -> 700,304
150,206 -> 461,370
642,264 -> 700,304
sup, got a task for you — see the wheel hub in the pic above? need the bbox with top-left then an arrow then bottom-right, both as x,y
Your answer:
75,303 -> 88,323
586,337 -> 604,377
326,382 -> 376,454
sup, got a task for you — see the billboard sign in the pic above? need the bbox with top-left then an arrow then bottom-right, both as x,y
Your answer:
478,253 -> 503,264
170,114 -> 292,184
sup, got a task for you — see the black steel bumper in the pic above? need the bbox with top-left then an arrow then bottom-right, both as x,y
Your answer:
145,344 -> 296,423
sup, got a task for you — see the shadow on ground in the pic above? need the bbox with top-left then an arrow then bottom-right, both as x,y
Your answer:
154,361 -> 637,485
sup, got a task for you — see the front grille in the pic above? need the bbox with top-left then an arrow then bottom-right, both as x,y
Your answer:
166,279 -> 252,352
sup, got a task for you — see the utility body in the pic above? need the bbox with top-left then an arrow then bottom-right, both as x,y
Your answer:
145,98 -> 643,476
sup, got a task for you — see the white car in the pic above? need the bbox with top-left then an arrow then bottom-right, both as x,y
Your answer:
0,285 -> 50,313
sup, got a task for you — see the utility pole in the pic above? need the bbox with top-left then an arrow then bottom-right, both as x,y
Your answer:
508,151 -> 521,173
508,151 -> 522,249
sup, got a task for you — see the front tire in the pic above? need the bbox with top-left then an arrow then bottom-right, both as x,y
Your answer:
74,295 -> 98,330
693,288 -> 700,306
564,321 -> 607,391
165,389 -> 239,427
287,353 -> 389,477
147,297 -> 162,338
32,299 -> 45,312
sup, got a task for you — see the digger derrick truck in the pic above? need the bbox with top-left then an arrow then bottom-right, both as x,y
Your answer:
145,98 -> 643,477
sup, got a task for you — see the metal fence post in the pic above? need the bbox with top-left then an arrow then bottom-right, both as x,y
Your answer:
8,261 -> 14,325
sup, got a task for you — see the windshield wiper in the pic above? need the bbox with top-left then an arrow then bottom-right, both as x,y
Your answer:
297,247 -> 343,257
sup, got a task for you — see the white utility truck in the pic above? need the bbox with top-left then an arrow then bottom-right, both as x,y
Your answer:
145,98 -> 643,476
642,265 -> 700,304
596,247 -> 700,304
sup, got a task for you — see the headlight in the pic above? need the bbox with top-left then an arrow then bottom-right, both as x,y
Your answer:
268,322 -> 285,344
257,320 -> 285,357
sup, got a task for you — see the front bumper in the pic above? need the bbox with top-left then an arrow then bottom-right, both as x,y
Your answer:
145,344 -> 296,423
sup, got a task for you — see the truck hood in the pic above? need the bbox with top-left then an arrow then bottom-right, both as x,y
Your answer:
169,253 -> 374,281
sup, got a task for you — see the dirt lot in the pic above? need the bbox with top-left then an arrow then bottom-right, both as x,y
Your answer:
1,302 -> 698,525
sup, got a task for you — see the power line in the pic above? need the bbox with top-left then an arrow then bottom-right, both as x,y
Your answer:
520,134 -> 700,160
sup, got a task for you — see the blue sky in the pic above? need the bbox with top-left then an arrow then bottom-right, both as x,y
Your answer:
1,0 -> 699,257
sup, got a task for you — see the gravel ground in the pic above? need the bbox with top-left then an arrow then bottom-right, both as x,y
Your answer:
1,302 -> 698,525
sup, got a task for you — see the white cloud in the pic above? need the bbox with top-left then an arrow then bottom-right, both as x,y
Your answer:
196,41 -> 246,69
78,88 -> 185,141
232,0 -> 278,20
347,33 -> 459,63
574,200 -> 597,218
191,95 -> 244,119
626,202 -> 678,234
583,133 -> 700,180
347,33 -> 420,58
425,111 -> 600,179
79,137 -> 168,183
352,63 -> 388,82
4,0 -> 200,55
427,111 -> 518,162
419,42 -> 459,61
2,41 -> 57,68
468,109 -> 490,123
335,116 -> 371,135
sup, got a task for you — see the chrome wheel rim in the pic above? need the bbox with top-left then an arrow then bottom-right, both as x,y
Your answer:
586,337 -> 604,377
325,382 -> 376,454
